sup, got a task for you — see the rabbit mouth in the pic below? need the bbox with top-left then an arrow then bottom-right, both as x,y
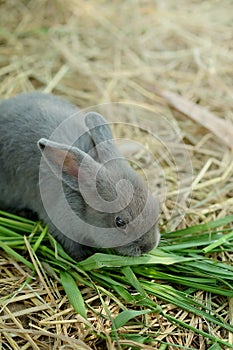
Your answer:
114,244 -> 142,257
114,228 -> 160,257
114,240 -> 156,257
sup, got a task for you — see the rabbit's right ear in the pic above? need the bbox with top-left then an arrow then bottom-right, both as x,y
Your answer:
85,112 -> 120,162
38,138 -> 99,190
85,112 -> 113,144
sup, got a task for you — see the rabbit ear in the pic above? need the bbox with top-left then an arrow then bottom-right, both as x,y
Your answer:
85,112 -> 120,162
37,138 -> 99,190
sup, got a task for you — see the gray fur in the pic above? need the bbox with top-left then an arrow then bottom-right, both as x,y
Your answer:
0,92 -> 160,260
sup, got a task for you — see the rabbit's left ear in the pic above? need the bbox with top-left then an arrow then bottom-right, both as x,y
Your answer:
37,138 -> 100,191
85,112 -> 121,162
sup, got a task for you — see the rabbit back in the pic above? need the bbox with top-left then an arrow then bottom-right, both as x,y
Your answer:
0,92 -> 91,212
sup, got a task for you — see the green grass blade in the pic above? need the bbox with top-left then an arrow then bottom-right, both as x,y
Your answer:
0,240 -> 33,269
32,226 -> 48,252
0,225 -> 23,237
0,210 -> 36,224
78,251 -> 201,271
134,266 -> 233,297
113,309 -> 151,329
142,281 -> 233,333
203,230 -> 233,253
161,310 -> 233,348
0,217 -> 34,232
167,215 -> 233,237
121,266 -> 147,298
60,269 -> 87,319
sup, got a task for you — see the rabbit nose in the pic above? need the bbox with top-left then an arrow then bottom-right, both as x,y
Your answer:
140,241 -> 156,254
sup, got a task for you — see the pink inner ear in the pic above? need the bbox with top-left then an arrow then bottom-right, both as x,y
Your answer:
46,147 -> 79,178
63,152 -> 79,177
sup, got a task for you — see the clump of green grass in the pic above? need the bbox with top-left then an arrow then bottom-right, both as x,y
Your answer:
0,210 -> 233,349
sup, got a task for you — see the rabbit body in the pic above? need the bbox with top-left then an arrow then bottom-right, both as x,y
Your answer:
0,92 -> 160,260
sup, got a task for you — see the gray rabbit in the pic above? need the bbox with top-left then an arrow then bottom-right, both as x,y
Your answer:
0,92 -> 160,260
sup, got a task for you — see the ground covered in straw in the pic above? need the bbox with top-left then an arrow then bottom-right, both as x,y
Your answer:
0,1 -> 233,349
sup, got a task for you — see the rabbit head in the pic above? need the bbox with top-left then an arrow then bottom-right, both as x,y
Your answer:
38,112 -> 160,256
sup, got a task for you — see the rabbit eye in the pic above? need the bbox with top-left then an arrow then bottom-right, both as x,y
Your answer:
115,216 -> 127,229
